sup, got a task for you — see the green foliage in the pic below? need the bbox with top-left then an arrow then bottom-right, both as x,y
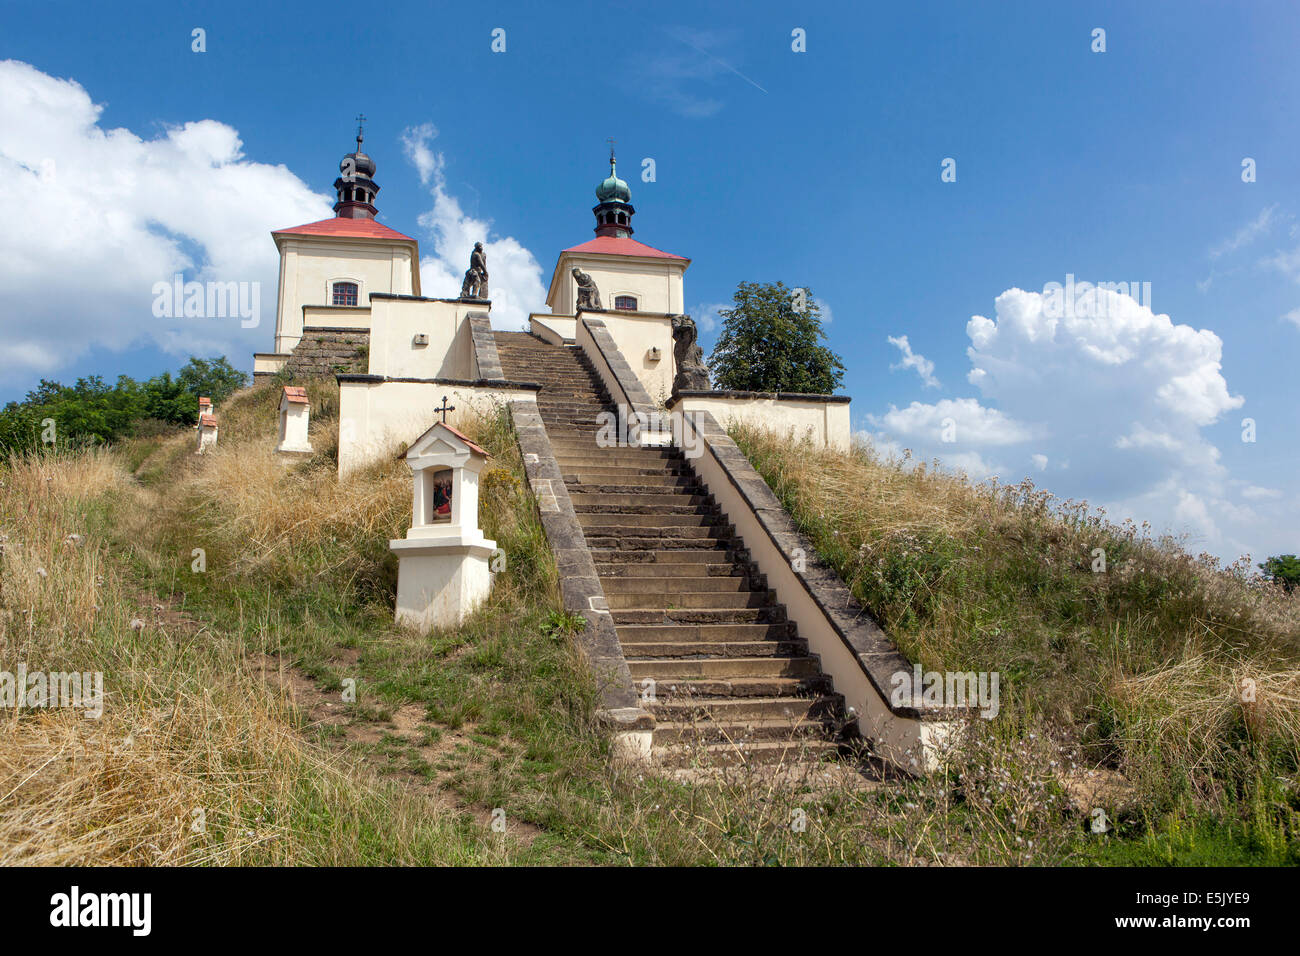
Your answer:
708,280 -> 845,393
0,356 -> 248,453
1260,554 -> 1300,592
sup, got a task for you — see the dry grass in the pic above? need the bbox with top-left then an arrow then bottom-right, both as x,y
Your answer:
0,407 -> 486,864
733,424 -> 1300,858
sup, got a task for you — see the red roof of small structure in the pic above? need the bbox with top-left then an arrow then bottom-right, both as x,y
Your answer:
281,386 -> 309,404
199,415 -> 218,427
273,217 -> 416,243
198,396 -> 211,406
440,423 -> 489,459
561,236 -> 687,260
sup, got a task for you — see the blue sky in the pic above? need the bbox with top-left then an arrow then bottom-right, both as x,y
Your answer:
2,0 -> 1298,562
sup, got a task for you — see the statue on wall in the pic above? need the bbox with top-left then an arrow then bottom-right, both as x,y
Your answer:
671,314 -> 711,391
572,267 -> 603,311
459,242 -> 489,299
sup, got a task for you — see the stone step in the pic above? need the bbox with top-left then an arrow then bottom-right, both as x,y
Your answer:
652,738 -> 842,767
582,526 -> 731,543
564,486 -> 702,502
573,500 -> 712,515
626,656 -> 821,680
607,590 -> 772,610
627,639 -> 808,659
613,606 -> 785,625
592,548 -> 736,564
617,622 -> 796,642
563,465 -> 694,479
592,543 -> 738,560
650,694 -> 841,722
602,575 -> 747,593
651,716 -> 831,745
642,675 -> 831,699
599,563 -> 743,579
576,512 -> 719,529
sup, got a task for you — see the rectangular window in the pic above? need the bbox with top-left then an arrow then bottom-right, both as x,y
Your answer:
614,295 -> 637,311
332,282 -> 359,306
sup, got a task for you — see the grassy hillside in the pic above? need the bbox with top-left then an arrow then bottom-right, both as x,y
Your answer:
1,379 -> 1295,865
733,424 -> 1300,864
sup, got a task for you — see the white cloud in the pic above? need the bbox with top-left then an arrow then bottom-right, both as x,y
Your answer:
0,59 -> 331,382
869,396 -> 1038,446
1283,308 -> 1300,329
401,124 -> 544,331
887,334 -> 940,388
692,301 -> 729,334
1210,205 -> 1279,259
1241,485 -> 1283,501
866,285 -> 1286,559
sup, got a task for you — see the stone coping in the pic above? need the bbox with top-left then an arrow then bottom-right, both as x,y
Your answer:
301,326 -> 370,335
580,316 -> 661,429
369,293 -> 492,305
335,374 -> 541,390
508,400 -> 654,733
680,410 -> 945,721
668,389 -> 852,406
466,312 -> 506,382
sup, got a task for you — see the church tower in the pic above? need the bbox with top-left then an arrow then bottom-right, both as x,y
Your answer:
592,148 -> 635,238
255,121 -> 421,368
333,119 -> 380,220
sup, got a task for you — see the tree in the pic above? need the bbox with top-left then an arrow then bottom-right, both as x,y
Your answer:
1260,554 -> 1300,592
707,281 -> 844,393
176,356 -> 248,406
0,355 -> 249,452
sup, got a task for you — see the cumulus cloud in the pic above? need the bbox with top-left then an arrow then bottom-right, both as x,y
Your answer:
401,124 -> 544,331
0,59 -> 331,383
887,334 -> 939,388
864,285 -> 1287,558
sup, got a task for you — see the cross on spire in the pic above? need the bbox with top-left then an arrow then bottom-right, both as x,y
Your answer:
434,396 -> 456,423
355,113 -> 367,145
607,137 -> 616,169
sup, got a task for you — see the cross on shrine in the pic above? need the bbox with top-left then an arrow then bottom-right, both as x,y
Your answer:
434,396 -> 455,423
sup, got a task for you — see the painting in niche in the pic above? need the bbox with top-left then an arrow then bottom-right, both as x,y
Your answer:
424,467 -> 453,523
432,478 -> 452,518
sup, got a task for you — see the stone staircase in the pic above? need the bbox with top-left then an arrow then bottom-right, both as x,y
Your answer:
496,331 -> 851,767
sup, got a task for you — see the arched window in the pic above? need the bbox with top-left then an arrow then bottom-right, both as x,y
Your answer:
614,295 -> 637,311
332,282 -> 359,306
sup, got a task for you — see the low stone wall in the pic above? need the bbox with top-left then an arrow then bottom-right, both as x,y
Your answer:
280,326 -> 370,379
668,390 -> 852,452
509,400 -> 654,755
336,375 -> 540,477
529,314 -> 576,345
467,312 -> 505,381
577,316 -> 669,445
675,409 -> 954,772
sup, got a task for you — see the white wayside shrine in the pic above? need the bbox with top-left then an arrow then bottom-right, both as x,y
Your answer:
275,386 -> 313,455
196,396 -> 218,454
390,421 -> 496,631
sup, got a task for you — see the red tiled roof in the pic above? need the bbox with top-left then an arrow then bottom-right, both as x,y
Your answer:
440,423 -> 489,459
198,396 -> 211,406
273,216 -> 416,243
561,236 -> 687,260
281,386 -> 309,404
199,415 -> 218,427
